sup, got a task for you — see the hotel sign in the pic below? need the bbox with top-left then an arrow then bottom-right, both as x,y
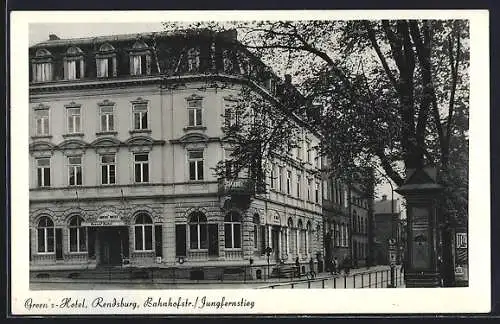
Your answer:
82,211 -> 125,227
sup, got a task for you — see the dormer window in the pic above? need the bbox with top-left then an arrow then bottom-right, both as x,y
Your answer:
130,40 -> 151,76
96,43 -> 117,78
64,46 -> 84,80
187,47 -> 200,72
31,48 -> 53,82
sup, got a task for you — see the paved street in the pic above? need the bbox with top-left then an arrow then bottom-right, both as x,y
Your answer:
31,265 -> 404,290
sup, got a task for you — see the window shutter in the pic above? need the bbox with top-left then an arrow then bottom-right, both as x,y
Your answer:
155,225 -> 163,257
175,224 -> 186,257
208,224 -> 219,256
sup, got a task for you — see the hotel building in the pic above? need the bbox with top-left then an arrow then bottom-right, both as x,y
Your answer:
28,30 -> 324,278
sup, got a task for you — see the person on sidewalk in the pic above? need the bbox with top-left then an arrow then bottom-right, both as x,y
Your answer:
295,257 -> 301,277
333,257 -> 339,275
343,255 -> 351,276
309,257 -> 316,279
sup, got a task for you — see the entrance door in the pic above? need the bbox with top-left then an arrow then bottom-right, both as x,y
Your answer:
98,227 -> 128,266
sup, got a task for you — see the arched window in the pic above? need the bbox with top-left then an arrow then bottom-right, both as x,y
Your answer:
253,214 -> 260,249
68,215 -> 87,252
134,213 -> 153,251
37,216 -> 54,253
189,211 -> 207,250
64,46 -> 84,80
224,211 -> 241,249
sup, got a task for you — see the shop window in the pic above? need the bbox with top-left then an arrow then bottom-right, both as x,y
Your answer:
224,211 -> 241,249
134,213 -> 153,251
189,212 -> 208,250
68,215 -> 87,252
37,216 -> 54,253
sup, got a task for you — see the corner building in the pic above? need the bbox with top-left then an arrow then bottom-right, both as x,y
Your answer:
29,30 -> 324,277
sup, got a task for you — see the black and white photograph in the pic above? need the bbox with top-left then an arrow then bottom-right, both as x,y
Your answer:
10,10 -> 490,315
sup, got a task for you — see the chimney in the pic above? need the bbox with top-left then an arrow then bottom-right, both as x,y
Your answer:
49,34 -> 60,41
382,194 -> 387,201
284,74 -> 292,84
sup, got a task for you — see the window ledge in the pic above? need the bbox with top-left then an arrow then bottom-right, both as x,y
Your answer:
63,133 -> 84,138
129,129 -> 152,135
183,126 -> 207,132
96,131 -> 118,136
31,135 -> 53,140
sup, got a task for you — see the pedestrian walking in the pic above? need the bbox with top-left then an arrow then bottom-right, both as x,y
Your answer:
343,255 -> 351,275
295,256 -> 301,277
333,257 -> 339,275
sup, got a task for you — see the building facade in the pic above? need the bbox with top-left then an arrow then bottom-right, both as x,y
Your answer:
29,30 -> 324,277
373,195 -> 402,265
349,185 -> 372,267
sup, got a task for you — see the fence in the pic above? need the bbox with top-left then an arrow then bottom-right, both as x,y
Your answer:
257,266 -> 405,289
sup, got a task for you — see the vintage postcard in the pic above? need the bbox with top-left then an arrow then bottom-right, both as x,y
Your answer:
9,10 -> 490,315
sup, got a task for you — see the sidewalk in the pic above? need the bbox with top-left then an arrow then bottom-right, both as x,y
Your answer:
31,264 -> 399,285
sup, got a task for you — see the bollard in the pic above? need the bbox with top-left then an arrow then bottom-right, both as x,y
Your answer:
375,272 -> 377,288
322,279 -> 325,289
308,281 -> 311,289
368,272 -> 371,288
333,276 -> 337,289
291,283 -> 294,289
353,274 -> 356,288
361,274 -> 364,288
344,275 -> 347,289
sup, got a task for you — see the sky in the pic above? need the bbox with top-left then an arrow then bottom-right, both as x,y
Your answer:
29,22 -> 403,208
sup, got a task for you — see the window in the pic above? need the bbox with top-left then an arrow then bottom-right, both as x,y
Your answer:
97,57 -> 114,78
133,103 -> 148,130
37,216 -> 54,253
188,150 -> 204,181
131,54 -> 149,76
100,106 -> 114,132
253,214 -> 260,250
297,140 -> 303,160
65,59 -> 84,80
35,109 -> 50,136
315,181 -> 320,203
278,167 -> 284,192
36,158 -> 51,187
187,48 -> 200,72
270,165 -> 276,190
33,63 -> 53,82
316,154 -> 321,169
134,154 -> 149,183
353,211 -> 357,233
296,174 -> 301,198
307,178 -> 313,201
187,99 -> 203,127
286,171 -> 291,195
101,154 -> 116,185
68,215 -> 87,252
224,100 -> 239,128
189,212 -> 208,250
224,211 -> 241,249
68,156 -> 82,186
306,141 -> 311,163
67,107 -> 81,133
134,213 -> 153,251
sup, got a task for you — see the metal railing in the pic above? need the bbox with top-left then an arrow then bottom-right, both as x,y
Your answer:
31,263 -> 404,288
257,266 -> 405,289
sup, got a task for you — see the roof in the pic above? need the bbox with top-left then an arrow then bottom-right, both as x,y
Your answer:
30,29 -> 237,49
374,199 -> 400,215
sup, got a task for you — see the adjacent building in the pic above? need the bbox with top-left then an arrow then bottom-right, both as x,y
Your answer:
28,30 -> 324,278
373,195 -> 402,265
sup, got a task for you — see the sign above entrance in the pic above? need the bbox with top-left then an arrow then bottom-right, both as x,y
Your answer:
82,211 -> 126,227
